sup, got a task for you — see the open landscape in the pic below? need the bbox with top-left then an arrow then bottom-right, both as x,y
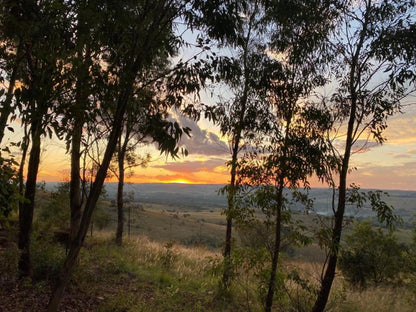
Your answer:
1,0 -> 415,311
1,182 -> 416,311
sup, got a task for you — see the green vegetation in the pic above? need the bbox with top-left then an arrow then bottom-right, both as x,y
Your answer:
339,221 -> 406,288
1,226 -> 416,311
1,0 -> 415,311
2,188 -> 416,311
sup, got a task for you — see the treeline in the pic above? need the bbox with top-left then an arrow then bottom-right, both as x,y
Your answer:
0,1 -> 415,311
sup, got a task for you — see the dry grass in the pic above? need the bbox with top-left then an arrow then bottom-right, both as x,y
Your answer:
2,227 -> 414,312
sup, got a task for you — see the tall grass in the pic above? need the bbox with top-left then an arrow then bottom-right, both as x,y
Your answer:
1,229 -> 414,311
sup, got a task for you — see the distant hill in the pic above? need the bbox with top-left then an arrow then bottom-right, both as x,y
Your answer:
43,182 -> 416,223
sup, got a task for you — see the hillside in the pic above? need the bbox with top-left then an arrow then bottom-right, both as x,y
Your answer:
1,231 -> 414,311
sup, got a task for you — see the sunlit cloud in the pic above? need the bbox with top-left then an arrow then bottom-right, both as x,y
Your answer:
349,161 -> 416,190
153,158 -> 226,174
176,115 -> 229,156
351,140 -> 380,153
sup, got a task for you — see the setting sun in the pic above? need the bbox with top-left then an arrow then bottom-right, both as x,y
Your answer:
164,179 -> 192,184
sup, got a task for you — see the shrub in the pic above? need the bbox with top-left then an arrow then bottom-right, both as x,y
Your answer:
0,153 -> 20,218
339,221 -> 405,288
31,234 -> 66,282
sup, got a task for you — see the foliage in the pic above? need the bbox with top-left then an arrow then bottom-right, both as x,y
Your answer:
37,183 -> 70,232
37,182 -> 110,232
339,221 -> 405,288
0,152 -> 20,218
236,189 -> 313,255
0,241 -> 19,281
160,241 -> 177,270
313,0 -> 416,309
30,234 -> 66,282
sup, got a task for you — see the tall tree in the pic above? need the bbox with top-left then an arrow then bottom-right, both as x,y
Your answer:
313,1 -> 416,311
212,0 -> 272,289
66,0 -> 97,244
237,56 -> 334,312
47,1 -> 245,310
0,1 -> 24,145
13,0 -> 72,277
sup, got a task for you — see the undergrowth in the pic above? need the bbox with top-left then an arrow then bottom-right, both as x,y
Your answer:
1,230 -> 415,311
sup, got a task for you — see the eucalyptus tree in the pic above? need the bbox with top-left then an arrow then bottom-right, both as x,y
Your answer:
237,57 -> 334,312
47,1 -> 245,310
211,0 -> 276,289
312,1 -> 416,311
63,0 -> 102,244
106,87 -> 188,246
109,101 -> 150,246
0,16 -> 22,145
220,1 -> 339,310
3,0 -> 73,277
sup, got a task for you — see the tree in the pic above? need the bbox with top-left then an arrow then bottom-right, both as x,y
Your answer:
212,0 -> 272,289
47,1 -> 245,310
0,1 -> 24,145
9,0 -> 72,277
65,0 -> 97,245
237,68 -> 333,311
339,221 -> 405,288
312,1 -> 416,311
232,1 -> 338,310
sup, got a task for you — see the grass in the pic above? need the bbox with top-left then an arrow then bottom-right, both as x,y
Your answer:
2,191 -> 415,311
1,228 -> 415,311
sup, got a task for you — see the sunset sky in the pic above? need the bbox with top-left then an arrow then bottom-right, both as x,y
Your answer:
6,92 -> 413,191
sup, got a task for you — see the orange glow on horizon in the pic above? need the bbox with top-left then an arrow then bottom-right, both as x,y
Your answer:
163,179 -> 192,184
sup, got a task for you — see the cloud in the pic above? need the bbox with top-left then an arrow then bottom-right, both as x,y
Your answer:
407,148 -> 416,154
154,158 -> 226,174
349,161 -> 416,190
394,152 -> 416,159
385,110 -> 416,145
351,140 -> 380,153
175,115 -> 229,156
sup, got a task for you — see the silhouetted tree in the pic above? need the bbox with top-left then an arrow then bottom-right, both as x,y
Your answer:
313,1 -> 416,311
47,1 -> 246,310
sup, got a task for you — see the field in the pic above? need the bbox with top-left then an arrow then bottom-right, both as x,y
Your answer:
1,183 -> 415,311
1,231 -> 415,311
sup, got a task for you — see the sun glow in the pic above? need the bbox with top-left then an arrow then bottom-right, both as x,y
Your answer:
165,179 -> 192,184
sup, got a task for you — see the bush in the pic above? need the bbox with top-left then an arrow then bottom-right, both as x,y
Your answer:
339,221 -> 405,288
0,153 -> 20,218
31,235 -> 66,282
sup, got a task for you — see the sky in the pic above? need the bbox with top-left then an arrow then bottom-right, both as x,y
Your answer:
5,92 -> 412,191
2,23 -> 415,191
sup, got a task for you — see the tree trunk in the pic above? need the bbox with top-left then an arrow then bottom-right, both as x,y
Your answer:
70,4 -> 91,243
115,145 -> 126,245
265,183 -> 284,312
221,26 -> 251,287
47,70 -> 137,312
69,116 -> 83,243
18,122 -> 41,277
312,39 -> 360,311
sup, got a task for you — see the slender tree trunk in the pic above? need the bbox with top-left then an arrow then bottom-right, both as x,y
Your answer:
311,4 -> 370,306
69,115 -> 83,243
70,4 -> 91,243
265,182 -> 284,312
221,21 -> 252,287
18,121 -> 42,277
312,151 -> 351,312
116,145 -> 126,245
47,67 -> 138,311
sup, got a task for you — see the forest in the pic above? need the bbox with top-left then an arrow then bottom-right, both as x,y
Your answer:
0,0 -> 416,311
